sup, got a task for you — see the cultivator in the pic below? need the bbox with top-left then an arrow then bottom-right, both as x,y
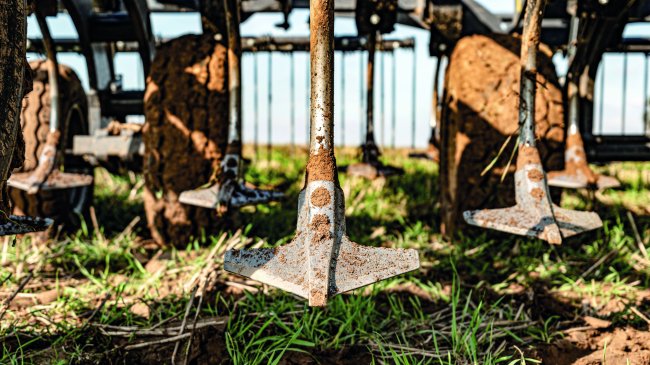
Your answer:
346,31 -> 404,179
2,0 -> 649,302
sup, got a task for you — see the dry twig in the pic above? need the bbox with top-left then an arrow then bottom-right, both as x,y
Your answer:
0,273 -> 33,321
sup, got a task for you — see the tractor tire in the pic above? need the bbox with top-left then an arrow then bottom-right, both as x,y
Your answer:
143,34 -> 229,246
10,60 -> 94,229
439,34 -> 565,238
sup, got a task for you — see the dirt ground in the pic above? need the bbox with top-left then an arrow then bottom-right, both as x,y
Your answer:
0,149 -> 649,364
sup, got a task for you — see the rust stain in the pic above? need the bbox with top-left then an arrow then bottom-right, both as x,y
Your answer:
530,187 -> 544,201
517,145 -> 542,166
310,214 -> 331,241
310,187 -> 331,207
527,169 -> 544,182
306,150 -> 337,183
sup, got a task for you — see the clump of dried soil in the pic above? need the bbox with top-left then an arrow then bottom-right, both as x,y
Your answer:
143,33 -> 229,245
539,327 -> 650,365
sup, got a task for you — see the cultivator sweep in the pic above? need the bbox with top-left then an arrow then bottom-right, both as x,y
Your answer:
4,0 -> 649,248
8,8 -> 93,195
178,0 -> 282,211
546,15 -> 620,190
462,0 -> 603,245
224,0 -> 419,306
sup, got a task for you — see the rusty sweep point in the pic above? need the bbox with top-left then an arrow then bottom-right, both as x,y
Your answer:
224,181 -> 419,306
463,147 -> 602,244
179,155 -> 283,209
8,170 -> 93,194
547,130 -> 620,191
179,181 -> 283,209
7,141 -> 93,194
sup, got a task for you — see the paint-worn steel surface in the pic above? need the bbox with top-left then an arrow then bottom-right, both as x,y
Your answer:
0,215 -> 52,236
546,16 -> 619,191
546,126 -> 621,190
462,0 -> 602,245
225,181 -> 419,306
179,154 -> 283,209
8,168 -> 93,194
179,0 -> 282,210
225,0 -> 419,306
463,147 -> 602,244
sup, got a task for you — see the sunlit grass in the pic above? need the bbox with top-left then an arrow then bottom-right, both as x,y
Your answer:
0,147 -> 648,363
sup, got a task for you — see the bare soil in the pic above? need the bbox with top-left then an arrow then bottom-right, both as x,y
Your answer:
439,34 -> 565,237
538,327 -> 650,365
143,33 -> 229,246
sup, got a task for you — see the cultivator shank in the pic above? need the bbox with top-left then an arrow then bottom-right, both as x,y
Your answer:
462,0 -> 602,244
225,0 -> 419,306
179,0 -> 282,211
9,9 -> 94,196
347,31 -> 403,180
546,15 -> 620,191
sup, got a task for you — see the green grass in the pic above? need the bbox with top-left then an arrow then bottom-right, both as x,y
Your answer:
0,146 -> 649,364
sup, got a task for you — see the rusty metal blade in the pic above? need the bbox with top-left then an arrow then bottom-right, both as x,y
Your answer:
0,215 -> 53,236
8,170 -> 93,194
230,182 -> 284,207
225,181 -> 419,305
224,235 -> 419,300
179,180 -> 283,209
547,170 -> 620,190
347,162 -> 404,180
464,154 -> 603,244
463,204 -> 602,244
178,183 -> 222,209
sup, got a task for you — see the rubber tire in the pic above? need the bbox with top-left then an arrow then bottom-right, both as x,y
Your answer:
10,60 -> 93,229
143,34 -> 229,246
439,34 -> 565,238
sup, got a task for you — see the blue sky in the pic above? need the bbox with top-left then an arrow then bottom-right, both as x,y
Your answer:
27,2 -> 649,147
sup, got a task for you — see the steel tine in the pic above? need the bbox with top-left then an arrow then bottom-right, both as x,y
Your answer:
463,0 -> 602,244
225,0 -> 419,306
347,32 -> 403,179
10,9 -> 93,194
179,0 -> 282,210
546,16 -> 619,191
409,54 -> 442,161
